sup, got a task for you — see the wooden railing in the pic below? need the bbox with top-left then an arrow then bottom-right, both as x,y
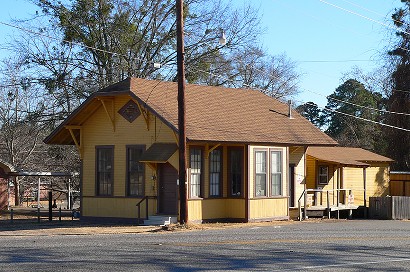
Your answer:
136,196 -> 157,225
298,188 -> 359,221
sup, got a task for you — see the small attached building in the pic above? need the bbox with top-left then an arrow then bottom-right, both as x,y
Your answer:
44,77 -> 336,223
305,146 -> 393,210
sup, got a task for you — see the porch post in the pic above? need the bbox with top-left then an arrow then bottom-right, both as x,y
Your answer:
37,177 -> 41,208
7,177 -> 10,211
336,166 -> 340,219
363,167 -> 367,218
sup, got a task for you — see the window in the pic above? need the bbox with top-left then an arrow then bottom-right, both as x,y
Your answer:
229,148 -> 243,196
270,151 -> 282,196
209,149 -> 222,197
127,146 -> 145,196
318,166 -> 329,184
96,146 -> 114,196
255,150 -> 267,196
253,149 -> 283,197
190,148 -> 202,197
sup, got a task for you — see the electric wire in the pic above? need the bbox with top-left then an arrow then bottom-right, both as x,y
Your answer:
340,0 -> 410,30
306,102 -> 410,132
317,0 -> 410,36
302,88 -> 410,116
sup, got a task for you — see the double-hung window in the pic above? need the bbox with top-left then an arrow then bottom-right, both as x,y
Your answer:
254,148 -> 283,197
271,151 -> 282,196
229,148 -> 243,196
96,146 -> 114,196
318,166 -> 329,184
209,149 -> 222,197
255,150 -> 267,196
190,148 -> 202,198
127,146 -> 145,197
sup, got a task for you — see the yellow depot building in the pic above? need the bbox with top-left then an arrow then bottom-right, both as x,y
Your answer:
45,77 -> 348,223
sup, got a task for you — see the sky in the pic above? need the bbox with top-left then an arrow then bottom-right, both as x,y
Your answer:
0,0 -> 403,107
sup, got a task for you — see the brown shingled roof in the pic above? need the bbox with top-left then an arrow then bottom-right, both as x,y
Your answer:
45,77 -> 337,146
307,146 -> 393,167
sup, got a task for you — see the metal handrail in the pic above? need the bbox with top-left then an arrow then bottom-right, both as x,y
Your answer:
136,196 -> 157,225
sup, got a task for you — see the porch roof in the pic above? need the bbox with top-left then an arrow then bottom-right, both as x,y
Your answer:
139,143 -> 178,163
307,146 -> 393,167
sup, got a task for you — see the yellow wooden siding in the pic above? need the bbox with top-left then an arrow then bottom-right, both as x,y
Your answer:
187,198 -> 245,221
306,156 -> 316,189
289,147 -> 305,207
343,165 -> 389,205
82,196 -> 157,218
81,95 -> 176,201
249,198 -> 288,219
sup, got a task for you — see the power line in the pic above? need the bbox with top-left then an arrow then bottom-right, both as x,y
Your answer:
303,88 -> 410,116
298,59 -> 373,63
339,0 -> 410,30
307,102 -> 410,132
317,0 -> 410,36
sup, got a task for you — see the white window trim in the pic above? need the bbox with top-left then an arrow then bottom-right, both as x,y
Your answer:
253,148 -> 284,198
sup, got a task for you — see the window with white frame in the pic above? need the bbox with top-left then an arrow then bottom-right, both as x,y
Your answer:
318,166 -> 329,184
190,148 -> 202,197
254,148 -> 283,197
270,151 -> 282,196
255,150 -> 267,196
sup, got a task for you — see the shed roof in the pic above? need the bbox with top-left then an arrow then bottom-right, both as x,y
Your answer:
140,143 -> 178,163
307,146 -> 393,167
45,77 -> 337,146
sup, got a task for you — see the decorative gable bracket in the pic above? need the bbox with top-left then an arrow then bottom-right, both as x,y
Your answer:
205,144 -> 221,159
135,101 -> 150,130
98,97 -> 115,132
65,125 -> 83,159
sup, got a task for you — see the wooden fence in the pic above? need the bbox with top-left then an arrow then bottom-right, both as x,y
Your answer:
390,172 -> 410,196
369,196 -> 410,220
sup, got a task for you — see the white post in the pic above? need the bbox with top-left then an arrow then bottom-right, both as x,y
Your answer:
7,178 -> 10,211
68,178 -> 71,210
37,177 -> 41,208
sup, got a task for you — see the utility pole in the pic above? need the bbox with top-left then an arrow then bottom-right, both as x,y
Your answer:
176,0 -> 188,224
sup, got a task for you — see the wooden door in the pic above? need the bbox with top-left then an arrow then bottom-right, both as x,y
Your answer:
289,164 -> 295,207
158,163 -> 178,214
